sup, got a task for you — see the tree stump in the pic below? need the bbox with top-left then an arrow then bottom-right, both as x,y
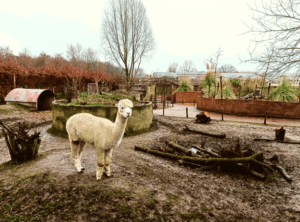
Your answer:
195,112 -> 211,124
0,121 -> 42,163
275,126 -> 285,141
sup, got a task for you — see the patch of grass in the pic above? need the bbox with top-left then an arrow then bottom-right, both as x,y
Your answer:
145,198 -> 159,209
124,129 -> 151,138
115,204 -> 137,217
266,174 -> 276,182
167,194 -> 178,201
178,210 -> 208,221
201,206 -> 210,211
0,212 -> 32,222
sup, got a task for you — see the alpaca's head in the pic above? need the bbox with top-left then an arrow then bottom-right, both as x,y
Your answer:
115,99 -> 134,119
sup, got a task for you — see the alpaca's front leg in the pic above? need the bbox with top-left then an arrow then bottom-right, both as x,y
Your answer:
96,149 -> 105,180
104,149 -> 113,176
71,140 -> 83,173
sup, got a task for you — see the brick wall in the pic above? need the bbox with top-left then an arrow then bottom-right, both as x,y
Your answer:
197,97 -> 300,119
175,92 -> 203,103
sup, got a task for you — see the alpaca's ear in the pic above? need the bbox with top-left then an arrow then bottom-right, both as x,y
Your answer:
115,103 -> 119,107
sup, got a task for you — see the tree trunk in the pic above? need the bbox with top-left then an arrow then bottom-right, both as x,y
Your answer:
0,121 -> 42,164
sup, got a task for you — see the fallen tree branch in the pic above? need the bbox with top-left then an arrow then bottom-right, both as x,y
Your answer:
253,138 -> 300,144
271,164 -> 292,183
192,144 -> 220,157
184,125 -> 226,138
178,160 -> 203,169
244,167 -> 266,180
165,141 -> 202,158
197,165 -> 217,171
265,153 -> 279,162
134,145 -> 273,172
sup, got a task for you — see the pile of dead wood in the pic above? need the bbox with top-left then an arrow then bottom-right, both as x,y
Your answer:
0,120 -> 42,163
135,137 -> 293,182
240,91 -> 267,100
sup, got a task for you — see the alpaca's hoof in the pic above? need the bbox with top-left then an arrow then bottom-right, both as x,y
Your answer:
77,168 -> 85,173
106,172 -> 111,177
96,176 -> 102,180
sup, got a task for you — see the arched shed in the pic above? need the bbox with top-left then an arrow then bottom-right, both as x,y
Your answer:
5,88 -> 55,111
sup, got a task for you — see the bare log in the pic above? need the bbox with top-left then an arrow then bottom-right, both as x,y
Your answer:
184,125 -> 226,138
134,145 -> 273,171
253,138 -> 300,145
192,144 -> 220,157
165,141 -> 202,158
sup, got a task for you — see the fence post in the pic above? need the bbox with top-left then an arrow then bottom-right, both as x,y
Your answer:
13,73 -> 16,88
163,98 -> 165,116
268,83 -> 271,99
186,107 -> 188,118
193,99 -> 195,106
222,105 -> 224,121
220,77 -> 223,100
264,112 -> 267,125
182,99 -> 184,105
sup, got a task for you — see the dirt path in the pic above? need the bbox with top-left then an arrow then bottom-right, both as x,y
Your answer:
0,105 -> 300,221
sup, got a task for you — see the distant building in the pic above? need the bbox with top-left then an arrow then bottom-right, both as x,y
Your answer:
154,72 -> 177,78
177,71 -> 206,80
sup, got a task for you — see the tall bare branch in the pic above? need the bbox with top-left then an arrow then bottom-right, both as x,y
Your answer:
240,0 -> 300,79
100,0 -> 156,91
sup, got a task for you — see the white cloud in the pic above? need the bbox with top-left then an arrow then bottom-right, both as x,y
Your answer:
0,0 -> 265,73
0,32 -> 20,55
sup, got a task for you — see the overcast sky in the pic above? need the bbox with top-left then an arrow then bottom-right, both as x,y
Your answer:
0,0 -> 264,75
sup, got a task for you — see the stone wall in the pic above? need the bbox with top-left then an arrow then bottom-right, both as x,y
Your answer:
51,101 -> 153,137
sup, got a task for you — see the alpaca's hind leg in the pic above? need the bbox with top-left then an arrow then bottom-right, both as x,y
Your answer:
77,141 -> 86,172
70,140 -> 83,173
96,149 -> 105,180
104,149 -> 113,177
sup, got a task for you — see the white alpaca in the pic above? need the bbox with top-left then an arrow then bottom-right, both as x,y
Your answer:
66,99 -> 133,180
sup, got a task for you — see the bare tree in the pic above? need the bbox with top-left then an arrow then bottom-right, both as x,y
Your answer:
205,47 -> 224,78
167,62 -> 178,73
84,47 -> 99,71
218,64 -> 238,73
100,0 -> 156,91
240,0 -> 300,79
179,60 -> 197,73
135,68 -> 145,78
66,43 -> 84,69
18,48 -> 33,68
0,46 -> 14,61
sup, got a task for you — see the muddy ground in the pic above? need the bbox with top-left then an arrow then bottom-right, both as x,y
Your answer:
0,104 -> 300,222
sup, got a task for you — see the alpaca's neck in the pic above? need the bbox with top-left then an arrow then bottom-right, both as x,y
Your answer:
111,113 -> 128,143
